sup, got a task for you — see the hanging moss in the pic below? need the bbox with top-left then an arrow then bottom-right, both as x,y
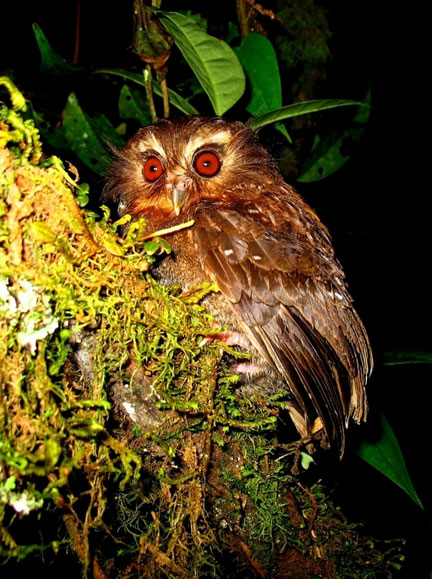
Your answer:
0,78 -> 403,578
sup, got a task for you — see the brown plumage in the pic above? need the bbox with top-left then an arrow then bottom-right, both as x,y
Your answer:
103,116 -> 372,455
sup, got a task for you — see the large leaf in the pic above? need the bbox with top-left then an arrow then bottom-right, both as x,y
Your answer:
236,33 -> 281,116
297,127 -> 364,182
248,99 -> 367,131
33,23 -> 83,79
30,104 -> 69,150
63,93 -> 117,175
297,89 -> 371,182
382,351 -> 432,365
97,69 -> 199,116
159,11 -> 245,115
236,33 -> 290,142
90,114 -> 125,149
119,84 -> 152,125
357,413 -> 423,509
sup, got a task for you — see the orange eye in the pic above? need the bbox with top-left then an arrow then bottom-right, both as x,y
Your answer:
143,156 -> 164,182
193,151 -> 221,177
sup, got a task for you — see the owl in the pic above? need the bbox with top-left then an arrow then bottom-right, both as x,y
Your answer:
103,116 -> 372,455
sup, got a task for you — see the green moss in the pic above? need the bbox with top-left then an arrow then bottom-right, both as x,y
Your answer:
0,79 -> 403,577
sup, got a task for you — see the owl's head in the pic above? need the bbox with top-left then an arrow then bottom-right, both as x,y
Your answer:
103,116 -> 281,227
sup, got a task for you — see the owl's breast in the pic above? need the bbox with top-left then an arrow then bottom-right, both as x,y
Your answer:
151,231 -> 205,288
151,231 -> 243,332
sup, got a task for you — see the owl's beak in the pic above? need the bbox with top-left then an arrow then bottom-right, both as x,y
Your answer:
171,177 -> 190,216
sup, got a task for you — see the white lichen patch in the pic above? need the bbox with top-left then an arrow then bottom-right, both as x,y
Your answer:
17,316 -> 59,354
0,477 -> 44,516
122,401 -> 137,422
16,279 -> 39,311
9,491 -> 44,515
0,277 -> 18,314
0,276 -> 59,354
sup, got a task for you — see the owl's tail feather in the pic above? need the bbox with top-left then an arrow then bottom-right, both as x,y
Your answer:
241,303 -> 369,456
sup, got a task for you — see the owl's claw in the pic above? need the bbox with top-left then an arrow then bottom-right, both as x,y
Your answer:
199,332 -> 266,377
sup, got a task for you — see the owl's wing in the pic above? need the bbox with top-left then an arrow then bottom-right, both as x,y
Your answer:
192,205 -> 371,453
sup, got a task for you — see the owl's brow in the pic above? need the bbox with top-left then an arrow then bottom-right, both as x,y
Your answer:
182,130 -> 231,158
136,134 -> 165,157
139,148 -> 163,159
193,142 -> 225,154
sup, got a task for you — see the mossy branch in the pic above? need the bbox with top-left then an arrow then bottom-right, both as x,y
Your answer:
0,79 -> 403,578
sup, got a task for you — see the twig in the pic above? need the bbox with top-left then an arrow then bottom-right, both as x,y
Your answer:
297,482 -> 319,539
236,0 -> 280,37
145,65 -> 158,123
141,219 -> 195,240
239,540 -> 266,578
160,76 -> 170,118
245,0 -> 278,21
236,0 -> 250,37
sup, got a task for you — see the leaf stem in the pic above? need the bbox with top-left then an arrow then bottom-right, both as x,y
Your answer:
236,0 -> 250,38
160,76 -> 170,118
144,65 -> 158,123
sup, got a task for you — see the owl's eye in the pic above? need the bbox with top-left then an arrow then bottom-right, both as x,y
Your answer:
193,151 -> 221,178
143,156 -> 164,182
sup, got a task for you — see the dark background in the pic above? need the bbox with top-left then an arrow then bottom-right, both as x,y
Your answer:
1,1 -> 431,576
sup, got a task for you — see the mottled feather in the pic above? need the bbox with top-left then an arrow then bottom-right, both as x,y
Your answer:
103,116 -> 372,455
192,205 -> 370,450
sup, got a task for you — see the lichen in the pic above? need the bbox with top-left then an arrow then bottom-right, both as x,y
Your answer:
0,79 -> 403,578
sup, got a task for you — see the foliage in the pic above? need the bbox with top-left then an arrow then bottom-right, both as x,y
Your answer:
27,6 -> 367,181
357,414 -> 423,509
158,11 -> 245,116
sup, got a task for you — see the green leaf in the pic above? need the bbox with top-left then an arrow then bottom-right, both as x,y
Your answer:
33,23 -> 77,75
76,183 -> 90,208
102,237 -> 125,257
153,82 -> 200,116
236,33 -> 282,116
159,11 -> 245,115
357,413 -> 424,509
300,452 -> 315,470
91,113 -> 125,149
30,104 -> 69,149
63,93 -> 112,175
298,88 -> 371,182
248,99 -> 368,131
226,21 -> 240,44
236,34 -> 291,143
119,84 -> 152,125
297,127 -> 364,182
144,240 -> 161,255
31,222 -> 57,243
97,69 -> 199,115
382,351 -> 432,365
